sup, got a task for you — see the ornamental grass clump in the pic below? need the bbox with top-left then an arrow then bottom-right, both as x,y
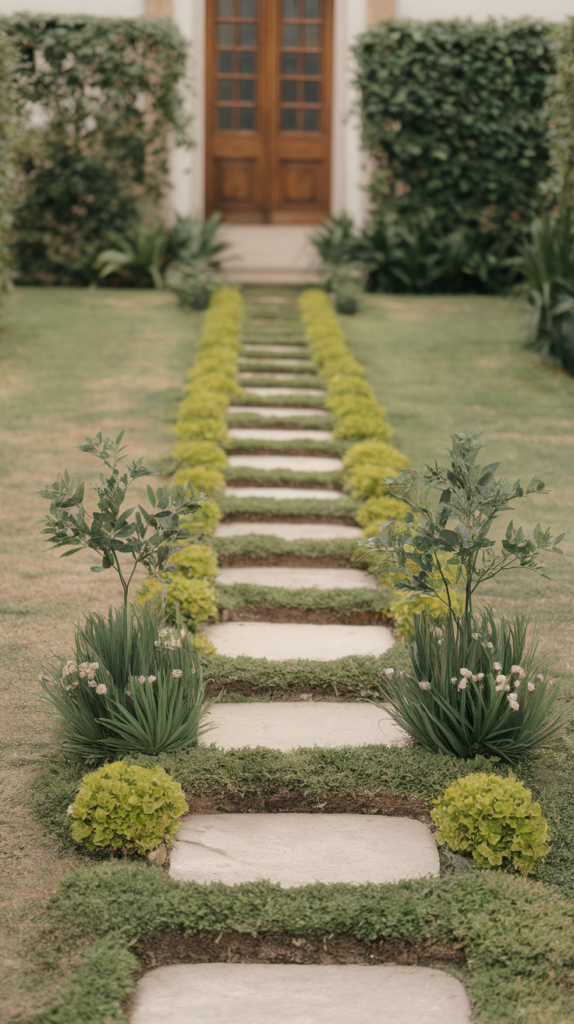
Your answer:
68,761 -> 188,855
42,603 -> 210,758
431,773 -> 549,874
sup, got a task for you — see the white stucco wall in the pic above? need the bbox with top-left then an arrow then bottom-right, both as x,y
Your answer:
397,0 -> 574,18
1,0 -> 144,14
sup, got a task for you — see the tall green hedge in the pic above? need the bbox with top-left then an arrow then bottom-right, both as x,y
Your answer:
1,15 -> 190,284
353,19 -> 555,292
0,29 -> 18,307
548,17 -> 574,210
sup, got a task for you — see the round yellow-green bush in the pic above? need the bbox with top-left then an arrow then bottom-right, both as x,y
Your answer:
334,411 -> 392,441
173,416 -> 227,442
431,773 -> 549,875
388,588 -> 458,640
172,543 -> 218,578
181,499 -> 221,538
173,440 -> 228,470
166,573 -> 218,625
173,465 -> 225,494
355,495 -> 410,535
68,761 -> 188,854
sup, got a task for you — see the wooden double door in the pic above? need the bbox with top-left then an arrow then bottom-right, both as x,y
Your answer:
206,0 -> 333,223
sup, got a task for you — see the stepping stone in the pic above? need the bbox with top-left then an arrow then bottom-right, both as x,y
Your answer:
228,405 -> 329,417
204,701 -> 406,751
169,814 -> 438,885
225,486 -> 342,500
132,964 -> 471,1024
215,522 -> 362,539
239,371 -> 318,379
228,454 -> 342,472
216,566 -> 377,589
203,622 -> 394,660
242,344 -> 309,354
228,428 -> 334,440
244,387 -> 326,397
239,359 -> 315,368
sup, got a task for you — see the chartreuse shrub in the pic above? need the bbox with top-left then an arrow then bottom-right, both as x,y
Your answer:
353,19 -> 554,294
69,762 -> 188,854
432,773 -> 549,874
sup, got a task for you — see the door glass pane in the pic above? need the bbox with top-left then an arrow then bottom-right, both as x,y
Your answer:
217,0 -> 233,15
282,108 -> 298,131
282,80 -> 297,102
239,0 -> 255,15
304,80 -> 318,102
239,107 -> 255,129
304,53 -> 319,74
283,0 -> 299,17
281,53 -> 298,74
239,23 -> 255,46
282,25 -> 298,47
219,51 -> 233,73
218,79 -> 234,100
304,109 -> 318,131
218,107 -> 232,130
305,0 -> 319,15
305,24 -> 319,47
239,51 -> 255,73
217,23 -> 234,46
240,79 -> 254,101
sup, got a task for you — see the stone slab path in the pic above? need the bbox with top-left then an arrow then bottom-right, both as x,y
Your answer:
203,622 -> 394,660
216,566 -> 377,589
225,485 -> 343,499
203,701 -> 406,751
169,814 -> 439,886
228,404 -> 329,417
228,454 -> 343,471
132,965 -> 472,1024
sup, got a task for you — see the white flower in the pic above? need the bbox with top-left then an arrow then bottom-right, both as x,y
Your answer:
495,674 -> 507,685
66,804 -> 74,816
537,674 -> 544,682
451,677 -> 458,684
514,679 -> 521,688
549,679 -> 555,686
138,675 -> 146,684
493,662 -> 501,672
383,668 -> 395,678
471,675 -> 478,683
148,675 -> 156,683
62,660 -> 77,678
95,683 -> 107,695
125,690 -> 131,697
486,642 -> 494,650
458,679 -> 467,690
172,669 -> 183,678
509,701 -> 519,711
471,633 -> 479,640
495,681 -> 506,692
477,673 -> 484,681
88,679 -> 97,688
459,668 -> 471,677
511,665 -> 525,677
528,682 -> 535,692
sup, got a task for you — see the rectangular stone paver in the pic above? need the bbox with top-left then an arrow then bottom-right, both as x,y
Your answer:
215,521 -> 362,539
244,387 -> 326,397
228,454 -> 342,471
216,566 -> 377,589
203,622 -> 394,660
169,814 -> 438,886
228,428 -> 334,440
204,701 -> 406,751
228,405 -> 329,417
131,965 -> 471,1024
225,486 -> 342,500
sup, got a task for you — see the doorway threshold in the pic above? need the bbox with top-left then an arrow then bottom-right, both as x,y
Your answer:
220,225 -> 325,286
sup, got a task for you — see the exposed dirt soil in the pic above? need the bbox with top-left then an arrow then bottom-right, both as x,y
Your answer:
221,513 -> 357,525
218,606 -> 386,625
227,478 -> 341,490
226,446 -> 337,457
186,790 -> 433,826
217,554 -> 354,568
134,930 -> 465,971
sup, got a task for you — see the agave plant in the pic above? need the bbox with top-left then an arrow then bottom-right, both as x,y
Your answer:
95,211 -> 166,288
165,212 -> 230,268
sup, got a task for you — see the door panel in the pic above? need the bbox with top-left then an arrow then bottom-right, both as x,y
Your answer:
206,0 -> 332,223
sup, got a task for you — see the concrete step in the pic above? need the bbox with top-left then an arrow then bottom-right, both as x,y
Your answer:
225,486 -> 342,500
228,454 -> 342,472
203,701 -> 406,751
215,522 -> 362,540
228,405 -> 329,418
203,621 -> 394,660
228,428 -> 334,441
216,566 -> 376,590
132,965 -> 471,1024
169,813 -> 438,886
244,387 -> 326,397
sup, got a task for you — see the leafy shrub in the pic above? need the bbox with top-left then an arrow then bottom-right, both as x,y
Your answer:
518,211 -> 574,375
431,772 -> 549,873
94,209 -> 165,288
0,29 -> 18,309
309,213 -> 361,266
42,604 -> 208,758
353,19 -> 554,294
3,14 -> 189,284
171,543 -> 218,578
173,440 -> 228,471
388,589 -> 458,641
546,17 -> 574,213
343,440 -> 410,499
165,212 -> 229,268
355,495 -> 410,535
334,409 -> 391,441
140,575 -> 218,630
69,761 -> 188,854
329,262 -> 364,315
379,609 -> 562,760
173,465 -> 225,494
166,258 -> 223,309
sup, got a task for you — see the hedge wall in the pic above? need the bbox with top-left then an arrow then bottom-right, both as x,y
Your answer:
1,15 -> 190,284
0,29 -> 18,307
353,19 -> 555,292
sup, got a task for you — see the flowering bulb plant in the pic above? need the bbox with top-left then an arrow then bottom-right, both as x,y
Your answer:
377,609 -> 562,761
38,431 -> 205,608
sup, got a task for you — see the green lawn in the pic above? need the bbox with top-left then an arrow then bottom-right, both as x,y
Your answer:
346,294 -> 574,686
0,287 -> 203,1021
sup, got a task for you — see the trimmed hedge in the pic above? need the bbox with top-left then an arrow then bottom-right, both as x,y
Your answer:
0,29 -> 17,308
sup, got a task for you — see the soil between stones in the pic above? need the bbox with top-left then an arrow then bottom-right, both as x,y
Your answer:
216,554 -> 356,568
218,607 -> 388,625
186,791 -> 432,827
133,931 -> 465,972
221,513 -> 357,524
